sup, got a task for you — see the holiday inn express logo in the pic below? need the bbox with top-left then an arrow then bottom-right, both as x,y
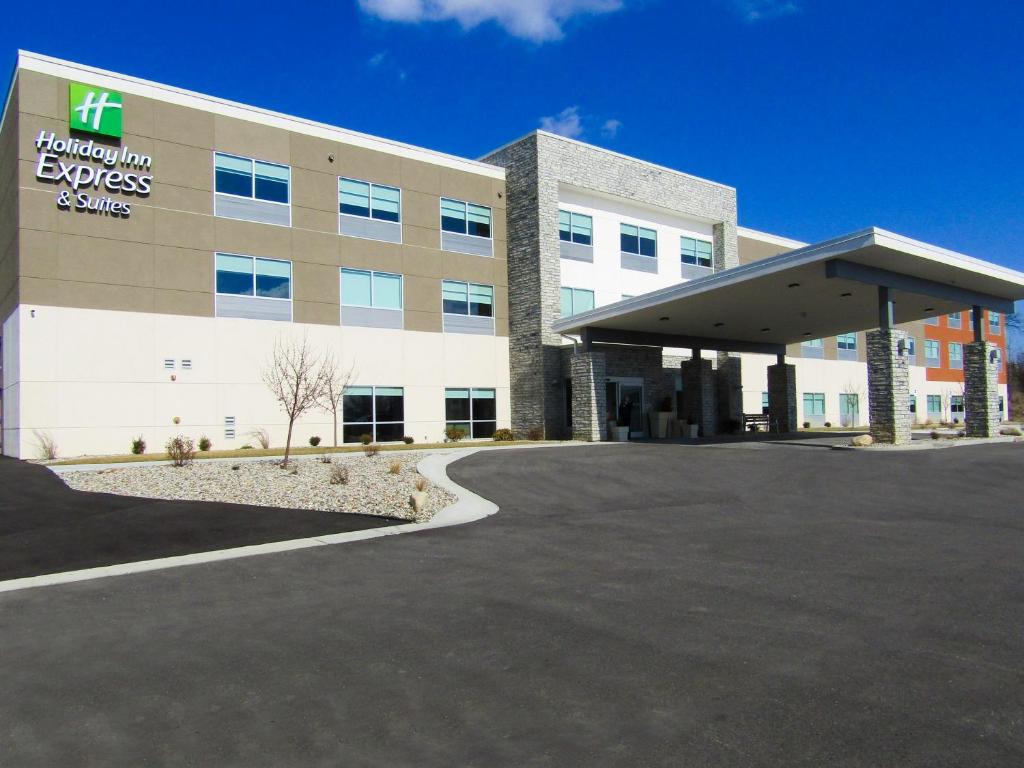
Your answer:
68,82 -> 122,138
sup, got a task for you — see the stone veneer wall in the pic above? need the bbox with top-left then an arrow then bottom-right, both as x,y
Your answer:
484,132 -> 738,438
866,329 -> 911,444
964,341 -> 1000,437
767,362 -> 798,432
569,351 -> 607,441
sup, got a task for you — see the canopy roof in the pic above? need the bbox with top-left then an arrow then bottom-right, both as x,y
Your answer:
552,228 -> 1024,353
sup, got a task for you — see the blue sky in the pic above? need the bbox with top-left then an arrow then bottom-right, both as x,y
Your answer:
2,0 -> 1022,341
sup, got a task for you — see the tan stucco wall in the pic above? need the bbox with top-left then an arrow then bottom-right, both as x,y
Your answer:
0,77 -> 18,326
15,68 -> 508,334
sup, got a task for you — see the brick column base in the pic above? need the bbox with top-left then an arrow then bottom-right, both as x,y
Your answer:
570,351 -> 607,442
964,341 -> 1000,437
715,352 -> 743,433
867,329 -> 911,445
767,362 -> 797,433
681,356 -> 717,437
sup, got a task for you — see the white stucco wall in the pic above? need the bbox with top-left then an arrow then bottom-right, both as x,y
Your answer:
6,304 -> 511,459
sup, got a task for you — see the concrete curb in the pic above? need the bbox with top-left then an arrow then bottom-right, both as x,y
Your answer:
832,435 -> 1022,451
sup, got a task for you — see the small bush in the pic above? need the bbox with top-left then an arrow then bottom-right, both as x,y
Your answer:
999,426 -> 1022,436
360,433 -> 372,445
823,421 -> 832,428
364,443 -> 381,457
198,436 -> 212,452
231,464 -> 241,471
249,428 -> 271,449
802,421 -> 811,429
402,436 -> 415,445
309,436 -> 321,447
319,455 -> 333,464
492,428 -> 515,442
445,426 -> 467,443
166,436 -> 196,468
131,436 -> 146,455
388,459 -> 402,475
930,430 -> 940,440
953,417 -> 960,425
330,464 -> 349,485
240,444 -> 254,450
957,430 -> 966,438
527,426 -> 544,441
34,431 -> 58,461
414,476 -> 428,492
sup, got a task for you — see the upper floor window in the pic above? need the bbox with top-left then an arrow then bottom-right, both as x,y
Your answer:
443,280 -> 493,317
560,287 -> 595,317
837,333 -> 857,351
620,224 -> 656,257
989,311 -> 1001,334
947,311 -> 962,329
802,338 -> 823,348
924,339 -> 940,366
215,253 -> 291,299
924,316 -> 939,326
214,153 -> 290,204
681,236 -> 712,268
341,268 -> 403,310
340,178 -> 401,222
907,336 -> 916,357
559,211 -> 593,245
441,198 -> 491,238
948,342 -> 963,368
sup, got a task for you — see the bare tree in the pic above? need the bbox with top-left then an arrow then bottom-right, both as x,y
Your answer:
316,352 -> 355,448
840,380 -> 863,427
262,334 -> 332,468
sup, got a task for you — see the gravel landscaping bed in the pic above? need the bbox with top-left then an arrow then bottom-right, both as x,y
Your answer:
61,453 -> 454,522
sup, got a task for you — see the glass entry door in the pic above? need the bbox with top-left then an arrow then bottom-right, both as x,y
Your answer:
607,377 -> 645,438
839,393 -> 860,427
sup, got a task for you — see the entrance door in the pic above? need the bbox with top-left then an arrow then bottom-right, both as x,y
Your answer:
839,393 -> 860,427
607,377 -> 645,438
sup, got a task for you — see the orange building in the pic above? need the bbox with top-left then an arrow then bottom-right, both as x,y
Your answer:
922,309 -> 1007,421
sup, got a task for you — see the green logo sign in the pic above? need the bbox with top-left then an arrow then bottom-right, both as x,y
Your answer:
68,82 -> 123,138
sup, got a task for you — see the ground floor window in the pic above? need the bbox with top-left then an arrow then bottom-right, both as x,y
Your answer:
951,395 -> 965,417
927,394 -> 942,417
343,386 -> 404,443
909,394 -> 917,414
839,393 -> 859,426
446,388 -> 497,439
803,392 -> 825,418
761,391 -> 769,414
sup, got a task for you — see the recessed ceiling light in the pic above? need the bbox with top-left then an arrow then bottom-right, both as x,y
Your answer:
659,316 -> 670,321
840,292 -> 852,297
803,332 -> 811,336
761,327 -> 771,332
924,307 -> 935,312
713,322 -> 725,327
787,282 -> 801,288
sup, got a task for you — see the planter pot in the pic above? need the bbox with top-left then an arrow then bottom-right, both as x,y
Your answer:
610,426 -> 630,442
656,412 -> 674,439
686,424 -> 699,438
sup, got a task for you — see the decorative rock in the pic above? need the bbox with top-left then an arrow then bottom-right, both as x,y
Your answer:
409,491 -> 428,519
851,434 -> 873,447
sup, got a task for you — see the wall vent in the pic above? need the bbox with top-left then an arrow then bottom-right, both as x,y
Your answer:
181,359 -> 193,370
163,359 -> 175,370
224,416 -> 236,440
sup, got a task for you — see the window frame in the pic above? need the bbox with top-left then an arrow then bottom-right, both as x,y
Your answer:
559,210 -> 594,246
214,252 -> 293,302
440,197 -> 493,240
802,392 -> 826,417
989,311 -> 1001,335
924,338 -> 940,366
341,385 -> 405,444
837,333 -> 857,351
947,311 -> 962,329
339,177 -> 402,223
444,387 -> 498,440
680,236 -> 713,268
948,341 -> 963,367
560,286 -> 596,318
620,223 -> 657,258
441,279 -> 494,318
214,151 -> 291,207
340,268 -> 404,311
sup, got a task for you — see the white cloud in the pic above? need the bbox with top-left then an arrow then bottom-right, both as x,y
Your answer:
540,106 -> 584,138
731,0 -> 800,22
358,0 -> 624,42
601,118 -> 622,139
368,51 -> 388,67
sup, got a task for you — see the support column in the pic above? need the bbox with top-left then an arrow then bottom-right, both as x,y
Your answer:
866,328 -> 912,444
715,351 -> 743,433
964,341 -> 1000,437
681,354 -> 717,437
767,355 -> 797,433
570,350 -> 607,442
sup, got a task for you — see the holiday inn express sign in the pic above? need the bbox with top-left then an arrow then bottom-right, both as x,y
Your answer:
32,82 -> 153,216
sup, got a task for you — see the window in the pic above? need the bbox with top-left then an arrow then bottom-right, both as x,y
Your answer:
989,311 -> 1001,334
951,395 -> 965,415
803,392 -> 825,417
681,236 -> 712,268
343,386 -> 405,443
559,210 -> 593,245
560,287 -> 595,317
621,294 -> 635,300
441,198 -> 491,238
761,391 -> 769,415
340,268 -> 403,310
215,254 -> 291,299
802,338 -> 823,348
948,342 -> 963,368
924,316 -> 939,326
445,388 -> 497,439
340,178 -> 401,222
924,339 -> 940,366
214,152 -> 289,204
970,308 -> 978,331
907,336 -> 916,357
620,224 -> 656,257
909,394 -> 917,414
926,395 -> 942,415
837,333 -> 857,351
947,311 -> 961,329
442,280 -> 493,317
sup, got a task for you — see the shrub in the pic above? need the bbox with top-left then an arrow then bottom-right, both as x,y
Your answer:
953,417 -> 960,425
930,430 -> 940,440
823,421 -> 832,428
388,459 -> 402,475
527,426 -> 544,441
240,444 -> 254,450
34,431 -> 58,461
309,436 -> 321,447
364,443 -> 381,457
198,436 -> 212,452
802,421 -> 811,429
445,426 -> 467,443
999,426 -> 1022,436
402,436 -> 415,445
330,464 -> 349,485
360,433 -> 372,445
131,436 -> 146,455
957,430 -> 966,438
231,464 -> 241,471
492,428 -> 515,442
166,436 -> 196,468
414,476 -> 428,492
249,428 -> 271,449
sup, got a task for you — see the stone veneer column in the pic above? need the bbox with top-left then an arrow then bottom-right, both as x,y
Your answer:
866,329 -> 911,444
715,352 -> 743,432
964,341 -> 1000,437
767,361 -> 797,433
570,351 -> 607,441
681,356 -> 717,437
